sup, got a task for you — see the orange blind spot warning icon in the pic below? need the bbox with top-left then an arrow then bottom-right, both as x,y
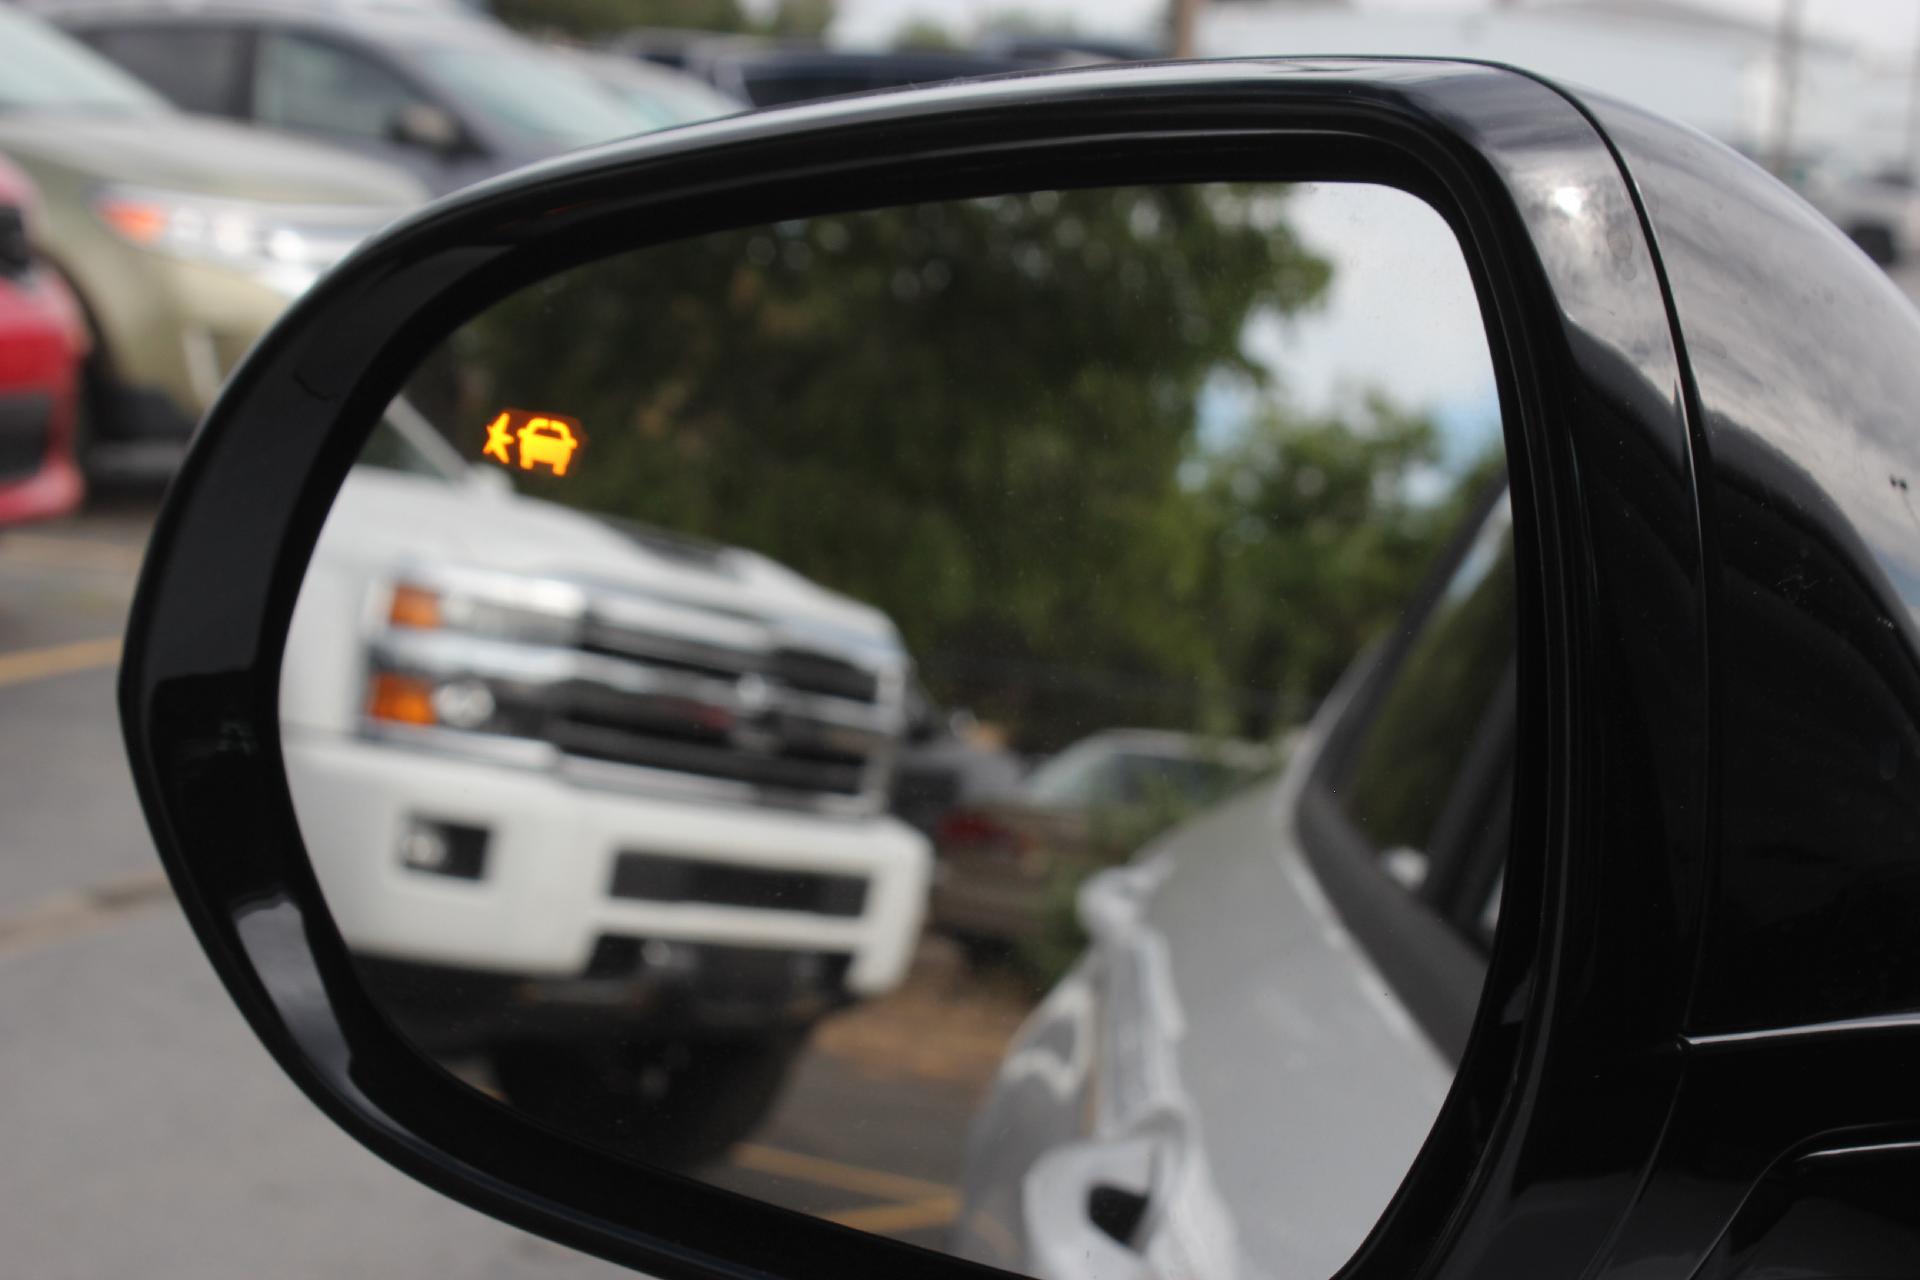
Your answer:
481,409 -> 582,477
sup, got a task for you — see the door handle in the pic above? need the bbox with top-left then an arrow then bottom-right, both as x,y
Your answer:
1022,1113 -> 1186,1280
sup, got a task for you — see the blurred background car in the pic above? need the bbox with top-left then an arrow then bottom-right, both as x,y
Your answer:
608,28 -> 1156,109
50,0 -> 741,197
0,3 -> 425,480
1795,153 -> 1920,265
0,152 -> 86,528
931,727 -> 1274,953
545,44 -> 741,127
889,682 -> 1027,837
616,39 -> 1054,109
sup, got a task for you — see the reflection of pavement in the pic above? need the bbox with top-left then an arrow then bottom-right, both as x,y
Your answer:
702,938 -> 1032,1251
0,506 -> 1033,1271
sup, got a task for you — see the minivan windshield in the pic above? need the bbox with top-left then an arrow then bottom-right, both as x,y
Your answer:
0,8 -> 169,114
414,43 -> 660,149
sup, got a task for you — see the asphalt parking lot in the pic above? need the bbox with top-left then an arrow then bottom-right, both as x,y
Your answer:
0,498 -> 1029,1277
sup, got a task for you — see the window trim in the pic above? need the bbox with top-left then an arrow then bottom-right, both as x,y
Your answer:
246,22 -> 463,155
78,19 -> 258,120
1294,480 -> 1515,1062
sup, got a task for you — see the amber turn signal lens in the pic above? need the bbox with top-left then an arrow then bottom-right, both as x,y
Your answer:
367,673 -> 438,726
94,197 -> 169,246
388,583 -> 442,629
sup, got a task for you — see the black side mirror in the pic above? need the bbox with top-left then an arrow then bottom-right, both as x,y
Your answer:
117,58 -> 1920,1280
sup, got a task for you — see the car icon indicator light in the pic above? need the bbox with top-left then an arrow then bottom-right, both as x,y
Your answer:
481,409 -> 583,476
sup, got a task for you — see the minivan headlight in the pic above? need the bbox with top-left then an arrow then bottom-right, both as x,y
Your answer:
93,185 -> 396,298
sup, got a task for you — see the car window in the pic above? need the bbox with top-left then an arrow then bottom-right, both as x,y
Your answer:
254,31 -> 432,142
1023,741 -> 1120,806
1337,494 -> 1515,907
412,45 -> 654,149
82,26 -> 249,118
0,8 -> 169,114
607,72 -> 738,127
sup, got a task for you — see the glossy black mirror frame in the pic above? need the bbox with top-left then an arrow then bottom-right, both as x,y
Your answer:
118,60 -> 1711,1280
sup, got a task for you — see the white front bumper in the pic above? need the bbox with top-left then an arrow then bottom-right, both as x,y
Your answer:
282,728 -> 931,995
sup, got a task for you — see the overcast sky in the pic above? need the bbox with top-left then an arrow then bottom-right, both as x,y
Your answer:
832,0 -> 1920,58
1192,181 -> 1499,476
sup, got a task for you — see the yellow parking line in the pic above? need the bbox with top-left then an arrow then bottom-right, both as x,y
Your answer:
956,1206 -> 1021,1262
728,1142 -> 955,1204
0,637 -> 122,689
825,1194 -> 960,1235
0,870 -> 172,956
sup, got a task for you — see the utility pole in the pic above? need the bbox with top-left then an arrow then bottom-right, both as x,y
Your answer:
1906,3 -> 1920,181
1769,0 -> 1805,178
1171,0 -> 1205,58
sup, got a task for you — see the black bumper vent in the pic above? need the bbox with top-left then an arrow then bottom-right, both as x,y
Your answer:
609,851 -> 868,918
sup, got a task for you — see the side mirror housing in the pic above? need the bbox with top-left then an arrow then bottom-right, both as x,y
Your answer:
115,58 -> 1920,1280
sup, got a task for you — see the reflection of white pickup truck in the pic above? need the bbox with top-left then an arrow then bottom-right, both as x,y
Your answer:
280,408 -> 931,1162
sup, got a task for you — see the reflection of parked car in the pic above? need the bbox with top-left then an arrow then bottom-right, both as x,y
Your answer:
889,681 -> 1026,836
280,408 -> 931,1163
0,5 -> 423,476
57,3 -> 736,197
931,728 -> 1271,946
0,154 -> 86,528
956,495 -> 1513,1279
1796,156 -> 1920,266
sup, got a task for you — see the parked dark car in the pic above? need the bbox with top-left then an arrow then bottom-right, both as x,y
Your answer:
931,728 -> 1272,948
887,681 -> 1026,837
615,38 -> 1062,109
119,58 -> 1920,1280
53,1 -> 732,195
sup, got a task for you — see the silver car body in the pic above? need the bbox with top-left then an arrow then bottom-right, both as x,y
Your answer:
953,698 -> 1451,1280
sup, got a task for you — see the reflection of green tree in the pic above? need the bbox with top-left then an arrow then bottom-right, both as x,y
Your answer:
438,186 -> 1488,751
1195,398 -> 1493,734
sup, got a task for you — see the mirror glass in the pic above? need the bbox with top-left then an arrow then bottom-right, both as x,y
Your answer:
280,180 -> 1513,1278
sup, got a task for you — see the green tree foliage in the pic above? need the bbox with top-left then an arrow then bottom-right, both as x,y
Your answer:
1193,397 -> 1494,731
762,0 -> 833,39
430,185 -> 1492,750
890,18 -> 959,49
1341,518 -> 1515,853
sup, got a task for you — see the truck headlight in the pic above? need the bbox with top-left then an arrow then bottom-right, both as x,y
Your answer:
383,576 -> 583,647
92,185 -> 397,299
366,672 -> 439,727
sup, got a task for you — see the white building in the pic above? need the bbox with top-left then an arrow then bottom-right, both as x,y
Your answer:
1198,1 -> 1911,171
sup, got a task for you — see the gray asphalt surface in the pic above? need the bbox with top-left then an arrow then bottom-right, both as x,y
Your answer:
0,506 -> 633,1279
0,499 -> 994,1276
